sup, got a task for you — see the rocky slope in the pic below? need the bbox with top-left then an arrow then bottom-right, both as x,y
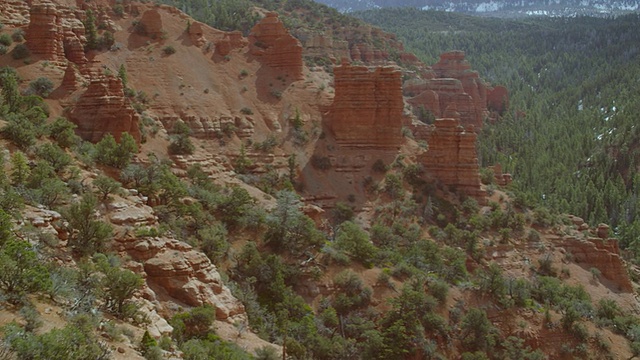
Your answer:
1,0 -> 638,359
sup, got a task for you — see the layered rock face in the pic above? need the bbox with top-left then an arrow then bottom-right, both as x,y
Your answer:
139,9 -> 164,39
26,2 -> 65,61
327,64 -> 404,149
111,198 -> 245,321
418,105 -> 485,200
248,12 -> 303,80
405,51 -> 507,129
561,236 -> 633,292
25,1 -> 88,65
215,31 -> 246,56
68,75 -> 141,143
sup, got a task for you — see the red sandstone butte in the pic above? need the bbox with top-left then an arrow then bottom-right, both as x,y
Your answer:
420,104 -> 485,200
327,63 -> 404,149
248,12 -> 303,80
68,75 -> 141,143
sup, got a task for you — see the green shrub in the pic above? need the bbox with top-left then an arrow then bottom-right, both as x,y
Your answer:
240,107 -> 253,115
95,254 -> 144,319
170,305 -> 217,344
3,322 -> 110,360
0,239 -> 51,302
63,194 -> 113,256
12,43 -> 30,59
95,132 -> 138,168
12,29 -> 25,42
310,155 -> 331,170
0,33 -> 11,46
0,45 -> 7,55
163,45 -> 176,55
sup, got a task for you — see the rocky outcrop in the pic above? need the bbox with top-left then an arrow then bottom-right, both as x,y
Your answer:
110,197 -> 246,321
117,234 -> 245,320
160,114 -> 254,139
561,236 -> 633,292
63,33 -> 87,66
61,63 -> 80,91
0,0 -> 30,27
419,105 -> 485,200
327,63 -> 404,149
488,163 -> 513,186
487,85 -> 509,114
248,12 -> 303,80
138,9 -> 163,39
405,51 -> 507,129
188,21 -> 207,47
68,75 -> 141,143
215,31 -> 246,56
26,2 -> 65,61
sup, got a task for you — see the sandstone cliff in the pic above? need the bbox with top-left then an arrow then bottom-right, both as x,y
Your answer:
327,63 -> 404,149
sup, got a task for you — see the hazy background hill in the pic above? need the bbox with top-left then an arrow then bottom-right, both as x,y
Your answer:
315,0 -> 640,16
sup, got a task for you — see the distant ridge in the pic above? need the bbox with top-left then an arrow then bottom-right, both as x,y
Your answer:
314,0 -> 640,17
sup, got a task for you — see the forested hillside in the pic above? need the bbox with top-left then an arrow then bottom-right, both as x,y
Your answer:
355,9 -> 640,257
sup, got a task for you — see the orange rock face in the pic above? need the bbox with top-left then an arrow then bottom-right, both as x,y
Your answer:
487,85 -> 509,114
26,2 -> 65,61
406,51 -> 507,129
327,63 -> 404,149
562,236 -> 633,292
419,105 -> 485,200
61,62 -> 79,91
215,31 -> 246,56
188,21 -> 207,47
68,75 -> 141,143
248,12 -> 303,80
139,9 -> 163,39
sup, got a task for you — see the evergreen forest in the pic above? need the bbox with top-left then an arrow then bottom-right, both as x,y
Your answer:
354,9 -> 640,260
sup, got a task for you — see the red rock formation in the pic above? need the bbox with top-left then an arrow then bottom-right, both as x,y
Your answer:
114,218 -> 246,320
215,31 -> 246,56
68,75 -> 141,143
63,33 -> 87,66
419,105 -> 485,200
327,63 -> 404,149
139,9 -> 163,39
26,2 -> 65,61
188,21 -> 207,47
405,51 -> 507,129
61,62 -> 79,91
248,12 -> 303,80
489,163 -> 513,186
561,236 -> 633,292
487,85 -> 509,114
